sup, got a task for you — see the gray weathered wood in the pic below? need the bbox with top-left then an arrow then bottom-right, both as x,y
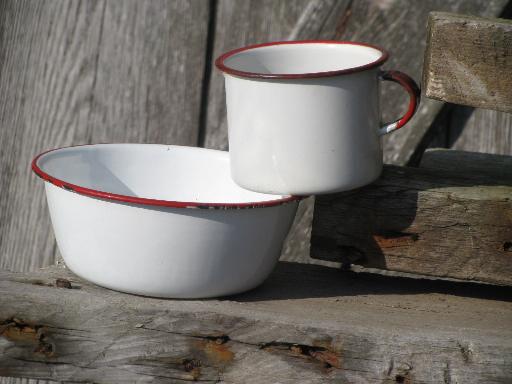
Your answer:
423,12 -> 512,113
311,153 -> 512,285
421,148 -> 512,177
427,107 -> 512,160
1,264 -> 511,383
0,0 -> 209,272
451,108 -> 512,155
86,0 -> 209,144
0,379 -> 55,384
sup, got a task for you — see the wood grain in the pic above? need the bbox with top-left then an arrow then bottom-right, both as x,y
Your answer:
421,148 -> 512,177
427,106 -> 512,161
451,108 -> 512,155
85,0 -> 209,144
0,0 -> 105,272
0,0 -> 209,272
1,264 -> 511,383
311,157 -> 512,285
423,12 -> 512,112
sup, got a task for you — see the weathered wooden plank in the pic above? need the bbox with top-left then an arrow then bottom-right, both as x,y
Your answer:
421,148 -> 512,177
427,107 -> 512,160
0,0 -> 105,273
311,160 -> 512,285
423,12 -> 512,113
86,0 -> 209,144
0,379 -> 55,384
450,107 -> 512,155
1,264 -> 511,383
0,0 -> 209,272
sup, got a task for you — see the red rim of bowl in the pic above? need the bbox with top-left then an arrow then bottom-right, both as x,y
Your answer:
215,40 -> 389,79
31,144 -> 303,209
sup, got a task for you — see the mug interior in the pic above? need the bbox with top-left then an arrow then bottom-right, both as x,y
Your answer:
221,42 -> 385,76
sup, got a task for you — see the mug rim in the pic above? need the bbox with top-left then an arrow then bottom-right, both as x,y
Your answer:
215,40 -> 389,79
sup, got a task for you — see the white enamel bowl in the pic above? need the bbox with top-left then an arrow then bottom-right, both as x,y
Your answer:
32,144 -> 299,298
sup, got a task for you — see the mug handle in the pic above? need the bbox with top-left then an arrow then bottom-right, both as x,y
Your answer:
378,70 -> 421,136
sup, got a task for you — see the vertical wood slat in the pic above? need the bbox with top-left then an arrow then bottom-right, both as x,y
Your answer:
87,0 -> 209,145
450,108 -> 512,155
0,0 -> 105,272
0,0 -> 210,272
428,107 -> 512,156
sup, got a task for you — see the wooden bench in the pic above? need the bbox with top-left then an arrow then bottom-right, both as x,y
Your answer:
1,11 -> 511,384
1,257 -> 511,383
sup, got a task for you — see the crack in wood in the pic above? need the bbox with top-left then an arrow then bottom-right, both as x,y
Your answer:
135,326 -> 234,379
16,278 -> 80,290
457,341 -> 474,364
334,0 -> 353,38
260,341 -> 341,372
140,325 -> 344,375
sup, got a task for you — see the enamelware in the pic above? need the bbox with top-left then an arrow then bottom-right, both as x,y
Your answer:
216,40 -> 420,195
32,144 -> 299,298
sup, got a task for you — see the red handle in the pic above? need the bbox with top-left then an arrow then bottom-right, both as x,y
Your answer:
378,70 -> 420,136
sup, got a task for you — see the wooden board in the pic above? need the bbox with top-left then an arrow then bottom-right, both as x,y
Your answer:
0,0 -> 209,272
423,12 -> 512,113
311,151 -> 512,285
427,106 -> 512,163
421,148 -> 512,177
451,108 -> 512,155
1,264 -> 512,383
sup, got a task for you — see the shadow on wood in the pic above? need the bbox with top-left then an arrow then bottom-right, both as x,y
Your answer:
230,261 -> 512,303
311,163 -> 512,285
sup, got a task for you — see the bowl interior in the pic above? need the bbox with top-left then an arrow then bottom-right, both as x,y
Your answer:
36,144 -> 290,204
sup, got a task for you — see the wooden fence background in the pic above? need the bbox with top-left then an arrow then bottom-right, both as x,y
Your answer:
0,0 -> 511,277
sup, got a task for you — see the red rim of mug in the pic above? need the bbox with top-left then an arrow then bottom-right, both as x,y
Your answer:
215,40 -> 390,79
31,144 -> 303,209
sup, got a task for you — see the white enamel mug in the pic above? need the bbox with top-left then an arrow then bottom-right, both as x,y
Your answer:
216,40 -> 420,195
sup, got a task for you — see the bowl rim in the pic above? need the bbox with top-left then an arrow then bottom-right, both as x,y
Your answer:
32,144 -> 303,209
215,40 -> 389,79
